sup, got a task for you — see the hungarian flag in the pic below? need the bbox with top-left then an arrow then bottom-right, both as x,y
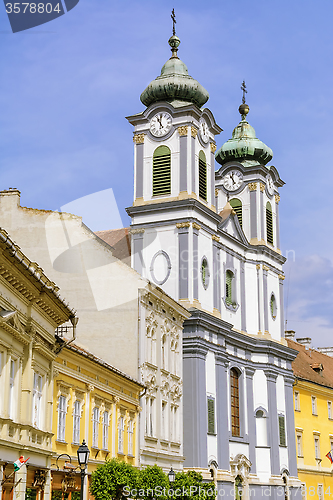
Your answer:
326,451 -> 333,464
13,456 -> 29,471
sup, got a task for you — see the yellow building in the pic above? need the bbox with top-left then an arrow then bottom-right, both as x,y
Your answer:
51,342 -> 144,500
0,228 -> 76,500
287,336 -> 333,499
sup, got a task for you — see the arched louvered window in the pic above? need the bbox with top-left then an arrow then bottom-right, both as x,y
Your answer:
230,368 -> 240,437
230,198 -> 242,227
226,270 -> 234,306
153,146 -> 171,196
198,150 -> 207,201
266,201 -> 273,245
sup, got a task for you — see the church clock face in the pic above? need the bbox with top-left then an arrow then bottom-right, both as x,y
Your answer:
199,117 -> 209,143
267,175 -> 274,195
150,112 -> 172,137
222,170 -> 243,191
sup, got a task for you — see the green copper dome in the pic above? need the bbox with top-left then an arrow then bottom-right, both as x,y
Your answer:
215,104 -> 273,166
140,35 -> 209,108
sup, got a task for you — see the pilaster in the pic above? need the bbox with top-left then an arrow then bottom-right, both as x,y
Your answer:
131,229 -> 145,276
178,126 -> 188,193
191,127 -> 197,195
262,265 -> 269,334
210,143 -> 216,207
177,223 -> 190,300
245,367 -> 256,473
133,134 -> 145,200
266,371 -> 280,475
212,237 -> 221,313
193,223 -> 200,301
284,375 -> 298,477
249,183 -> 258,240
215,354 -> 230,470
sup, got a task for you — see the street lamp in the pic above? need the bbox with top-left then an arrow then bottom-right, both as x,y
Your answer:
77,440 -> 90,500
168,468 -> 175,483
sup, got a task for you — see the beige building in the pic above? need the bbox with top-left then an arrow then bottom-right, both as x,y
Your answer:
0,227 -> 76,500
0,189 -> 190,471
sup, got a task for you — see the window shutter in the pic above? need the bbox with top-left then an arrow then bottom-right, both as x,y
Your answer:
199,151 -> 207,201
279,415 -> 286,446
230,199 -> 242,228
207,398 -> 215,434
153,146 -> 171,196
266,202 -> 273,245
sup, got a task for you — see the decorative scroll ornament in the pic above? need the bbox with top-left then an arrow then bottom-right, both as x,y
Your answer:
129,228 -> 145,234
256,264 -> 261,270
262,265 -> 270,271
212,235 -> 220,242
192,222 -> 201,230
248,182 -> 257,191
259,182 -> 265,192
191,126 -> 198,138
215,188 -> 219,197
275,194 -> 281,204
133,134 -> 145,144
278,274 -> 285,280
178,126 -> 188,136
176,222 -> 191,228
210,143 -> 217,153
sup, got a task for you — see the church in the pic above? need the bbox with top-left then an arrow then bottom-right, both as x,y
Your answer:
125,22 -> 301,499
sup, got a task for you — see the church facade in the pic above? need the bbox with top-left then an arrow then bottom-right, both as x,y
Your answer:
126,30 -> 301,499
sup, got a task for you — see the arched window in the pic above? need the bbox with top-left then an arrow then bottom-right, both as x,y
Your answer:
266,201 -> 273,245
161,334 -> 167,370
255,409 -> 267,446
153,146 -> 171,196
230,198 -> 242,227
235,476 -> 243,500
226,270 -> 234,306
198,151 -> 207,201
230,368 -> 240,437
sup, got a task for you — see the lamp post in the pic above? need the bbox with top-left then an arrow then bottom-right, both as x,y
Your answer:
168,468 -> 175,484
77,440 -> 90,500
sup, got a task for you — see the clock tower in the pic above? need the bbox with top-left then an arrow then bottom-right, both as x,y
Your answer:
126,22 -> 301,500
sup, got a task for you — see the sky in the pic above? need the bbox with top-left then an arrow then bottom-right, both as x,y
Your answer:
1,0 -> 333,346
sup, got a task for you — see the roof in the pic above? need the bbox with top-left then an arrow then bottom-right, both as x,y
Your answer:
64,343 -> 145,388
95,228 -> 131,266
0,227 -> 76,322
287,338 -> 333,390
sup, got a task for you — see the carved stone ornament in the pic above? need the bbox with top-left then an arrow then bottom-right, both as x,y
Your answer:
248,182 -> 257,191
192,222 -> 201,230
256,264 -> 261,270
136,405 -> 142,413
212,235 -> 220,242
191,126 -> 198,138
176,222 -> 191,229
278,274 -> 285,281
215,188 -> 219,197
275,194 -> 281,204
259,182 -> 265,192
262,265 -> 270,271
53,368 -> 59,378
113,396 -> 120,404
210,143 -> 217,153
229,454 -> 252,493
86,384 -> 95,393
178,126 -> 188,136
133,134 -> 145,144
129,228 -> 145,234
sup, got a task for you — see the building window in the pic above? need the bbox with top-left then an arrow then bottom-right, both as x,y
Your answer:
255,409 -> 267,446
294,391 -> 300,411
57,395 -> 66,442
92,407 -> 99,448
270,294 -> 277,319
297,433 -> 303,457
266,201 -> 273,245
128,420 -> 134,455
32,372 -> 43,428
170,406 -> 178,442
207,397 -> 215,434
73,400 -> 81,444
328,401 -> 332,419
314,435 -> 320,459
153,145 -> 171,197
226,270 -> 235,307
118,416 -> 125,454
278,415 -> 286,446
311,396 -> 317,415
230,368 -> 240,437
102,411 -> 109,450
198,151 -> 207,201
230,198 -> 242,227
201,257 -> 210,290
161,335 -> 167,370
145,397 -> 154,437
318,484 -> 324,500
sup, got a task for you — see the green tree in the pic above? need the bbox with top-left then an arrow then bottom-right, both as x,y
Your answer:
90,459 -> 138,500
170,470 -> 216,500
137,465 -> 169,500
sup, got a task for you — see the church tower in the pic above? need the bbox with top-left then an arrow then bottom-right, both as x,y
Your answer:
126,19 -> 301,499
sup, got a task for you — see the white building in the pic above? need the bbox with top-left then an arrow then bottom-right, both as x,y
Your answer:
125,30 -> 302,499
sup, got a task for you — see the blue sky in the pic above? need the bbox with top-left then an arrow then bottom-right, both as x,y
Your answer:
1,0 -> 333,346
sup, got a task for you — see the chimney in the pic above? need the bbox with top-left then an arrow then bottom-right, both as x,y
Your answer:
296,337 -> 312,349
0,188 -> 21,208
285,330 -> 296,340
